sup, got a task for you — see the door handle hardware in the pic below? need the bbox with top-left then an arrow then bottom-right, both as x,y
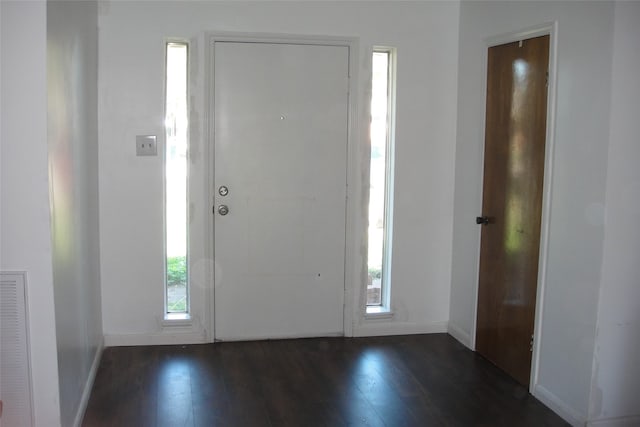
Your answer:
476,216 -> 490,225
218,205 -> 229,216
218,186 -> 229,196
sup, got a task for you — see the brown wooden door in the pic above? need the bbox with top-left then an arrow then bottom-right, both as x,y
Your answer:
476,35 -> 550,386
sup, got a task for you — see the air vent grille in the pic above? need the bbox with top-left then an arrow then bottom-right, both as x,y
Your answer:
0,272 -> 34,427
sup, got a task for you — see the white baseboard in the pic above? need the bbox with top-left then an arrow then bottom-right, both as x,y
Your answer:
587,415 -> 640,426
216,331 -> 344,342
104,330 -> 207,347
533,384 -> 585,427
447,322 -> 472,349
72,337 -> 104,427
352,320 -> 448,337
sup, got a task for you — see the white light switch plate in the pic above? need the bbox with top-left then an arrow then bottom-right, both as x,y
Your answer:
136,135 -> 157,156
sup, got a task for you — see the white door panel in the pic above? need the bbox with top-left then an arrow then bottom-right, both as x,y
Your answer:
213,42 -> 349,340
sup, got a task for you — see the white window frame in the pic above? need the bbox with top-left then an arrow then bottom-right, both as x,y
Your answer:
366,47 -> 396,316
163,40 -> 191,320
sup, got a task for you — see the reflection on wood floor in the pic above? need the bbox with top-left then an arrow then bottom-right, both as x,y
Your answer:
83,333 -> 568,426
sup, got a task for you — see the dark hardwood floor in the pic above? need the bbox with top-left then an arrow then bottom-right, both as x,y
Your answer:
82,334 -> 567,426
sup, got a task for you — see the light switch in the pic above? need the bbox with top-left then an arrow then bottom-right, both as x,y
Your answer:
136,135 -> 157,156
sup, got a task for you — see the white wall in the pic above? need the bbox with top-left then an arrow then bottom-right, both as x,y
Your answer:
47,1 -> 103,426
98,1 -> 460,343
0,1 -> 62,425
449,1 -> 615,424
589,2 -> 640,424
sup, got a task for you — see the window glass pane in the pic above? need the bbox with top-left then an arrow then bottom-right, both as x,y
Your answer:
165,43 -> 188,313
367,51 -> 390,306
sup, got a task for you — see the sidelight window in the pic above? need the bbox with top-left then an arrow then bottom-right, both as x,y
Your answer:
164,42 -> 189,315
366,48 -> 396,313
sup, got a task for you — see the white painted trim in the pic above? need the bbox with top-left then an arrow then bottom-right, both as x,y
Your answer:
486,23 -> 557,48
352,321 -> 447,338
158,313 -> 202,333
587,416 -> 640,427
530,21 -> 559,392
72,338 -> 104,427
162,37 -> 191,319
206,33 -> 217,343
215,332 -> 344,343
447,321 -> 472,349
206,31 -> 358,47
364,307 -> 394,320
205,31 -> 360,342
372,46 -> 397,315
106,316 -> 206,346
534,384 -> 585,427
471,22 -> 558,389
343,37 -> 361,339
160,321 -> 195,331
104,331 -> 207,347
350,45 -> 382,335
469,32 -> 491,352
205,31 -> 215,343
161,312 -> 192,326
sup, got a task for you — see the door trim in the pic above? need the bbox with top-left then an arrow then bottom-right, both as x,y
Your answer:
204,32 -> 360,342
471,22 -> 558,392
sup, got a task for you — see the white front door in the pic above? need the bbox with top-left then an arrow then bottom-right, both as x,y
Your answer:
213,41 -> 349,341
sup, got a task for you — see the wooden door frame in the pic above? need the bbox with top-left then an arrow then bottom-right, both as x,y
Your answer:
471,22 -> 558,391
204,32 -> 360,342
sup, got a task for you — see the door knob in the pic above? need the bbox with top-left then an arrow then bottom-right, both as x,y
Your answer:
476,216 -> 490,225
218,205 -> 229,216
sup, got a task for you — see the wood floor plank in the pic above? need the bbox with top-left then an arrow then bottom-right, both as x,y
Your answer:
82,334 -> 568,427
